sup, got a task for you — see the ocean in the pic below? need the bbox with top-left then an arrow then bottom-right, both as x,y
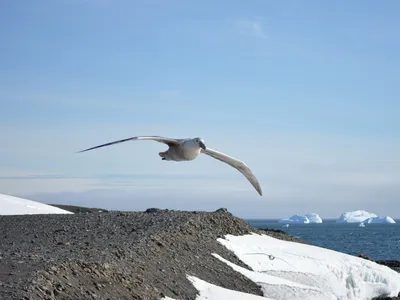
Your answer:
246,219 -> 400,261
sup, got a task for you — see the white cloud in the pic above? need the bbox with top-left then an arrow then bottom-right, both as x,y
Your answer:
237,18 -> 267,39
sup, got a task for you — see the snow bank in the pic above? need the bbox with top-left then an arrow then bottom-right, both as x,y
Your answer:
0,193 -> 73,215
365,216 -> 396,224
163,233 -> 400,300
336,210 -> 395,224
162,276 -> 275,300
216,233 -> 400,300
278,213 -> 322,224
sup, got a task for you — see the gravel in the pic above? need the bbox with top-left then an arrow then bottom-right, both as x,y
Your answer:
0,208 -> 398,300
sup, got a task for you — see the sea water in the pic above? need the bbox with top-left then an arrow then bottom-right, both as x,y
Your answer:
246,219 -> 400,260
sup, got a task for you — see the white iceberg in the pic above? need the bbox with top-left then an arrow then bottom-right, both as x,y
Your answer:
163,233 -> 400,300
305,213 -> 323,223
336,210 -> 395,224
365,216 -> 396,224
278,213 -> 322,224
0,193 -> 73,215
278,214 -> 309,224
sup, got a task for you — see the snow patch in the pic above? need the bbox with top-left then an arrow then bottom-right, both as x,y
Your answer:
161,275 -> 274,300
162,233 -> 400,300
0,193 -> 73,215
187,276 -> 275,300
216,233 -> 400,300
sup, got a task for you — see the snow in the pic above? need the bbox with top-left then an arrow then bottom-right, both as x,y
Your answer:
278,213 -> 322,224
216,233 -> 400,299
187,276 -> 275,300
336,210 -> 395,224
0,193 -> 73,215
365,216 -> 396,224
162,233 -> 400,300
162,276 -> 274,300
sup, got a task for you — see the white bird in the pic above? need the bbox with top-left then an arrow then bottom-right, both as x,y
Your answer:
78,136 -> 262,196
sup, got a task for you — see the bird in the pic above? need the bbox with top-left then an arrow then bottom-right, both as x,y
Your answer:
77,136 -> 262,196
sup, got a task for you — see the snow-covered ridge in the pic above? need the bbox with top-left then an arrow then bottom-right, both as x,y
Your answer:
336,210 -> 395,224
163,233 -> 400,300
0,193 -> 73,215
278,213 -> 322,224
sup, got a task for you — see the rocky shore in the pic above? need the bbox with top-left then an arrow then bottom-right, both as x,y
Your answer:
0,208 -> 399,300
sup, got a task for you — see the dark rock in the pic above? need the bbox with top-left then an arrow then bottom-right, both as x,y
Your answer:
145,208 -> 162,213
375,260 -> 400,273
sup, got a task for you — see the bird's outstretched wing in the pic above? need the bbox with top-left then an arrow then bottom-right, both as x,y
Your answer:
77,136 -> 181,153
201,148 -> 262,196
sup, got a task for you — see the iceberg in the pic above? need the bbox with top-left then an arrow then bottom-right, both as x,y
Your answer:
365,216 -> 396,224
278,214 -> 309,224
278,213 -> 322,224
305,213 -> 323,223
0,193 -> 73,215
336,210 -> 395,224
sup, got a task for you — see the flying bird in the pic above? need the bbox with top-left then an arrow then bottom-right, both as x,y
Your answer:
78,136 -> 262,196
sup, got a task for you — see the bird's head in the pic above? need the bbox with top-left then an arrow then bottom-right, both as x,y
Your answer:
193,137 -> 206,150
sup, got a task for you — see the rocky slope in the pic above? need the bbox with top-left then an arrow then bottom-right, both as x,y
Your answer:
0,209 -> 305,300
0,208 -> 398,300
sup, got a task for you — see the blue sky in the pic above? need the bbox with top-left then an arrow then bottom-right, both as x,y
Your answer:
0,0 -> 399,218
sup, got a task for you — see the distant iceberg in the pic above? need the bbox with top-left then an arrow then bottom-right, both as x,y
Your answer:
305,213 -> 323,223
365,216 -> 396,224
278,213 -> 322,224
336,210 -> 395,224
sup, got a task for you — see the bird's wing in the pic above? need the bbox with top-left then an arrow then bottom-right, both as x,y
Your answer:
201,148 -> 263,196
77,136 -> 181,153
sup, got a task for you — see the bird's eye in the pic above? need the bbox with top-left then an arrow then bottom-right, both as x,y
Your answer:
195,139 -> 199,142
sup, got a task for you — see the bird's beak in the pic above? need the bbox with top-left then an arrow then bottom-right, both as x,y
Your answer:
199,141 -> 206,150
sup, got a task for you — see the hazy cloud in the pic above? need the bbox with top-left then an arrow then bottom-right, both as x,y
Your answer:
237,18 -> 267,39
1,126 -> 399,219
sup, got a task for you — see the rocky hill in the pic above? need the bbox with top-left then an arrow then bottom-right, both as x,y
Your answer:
0,208 -> 398,300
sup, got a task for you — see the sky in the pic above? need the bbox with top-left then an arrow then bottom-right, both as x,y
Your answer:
0,0 -> 399,219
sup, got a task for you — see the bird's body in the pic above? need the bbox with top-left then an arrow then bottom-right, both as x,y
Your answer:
159,139 -> 202,161
78,136 -> 262,196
